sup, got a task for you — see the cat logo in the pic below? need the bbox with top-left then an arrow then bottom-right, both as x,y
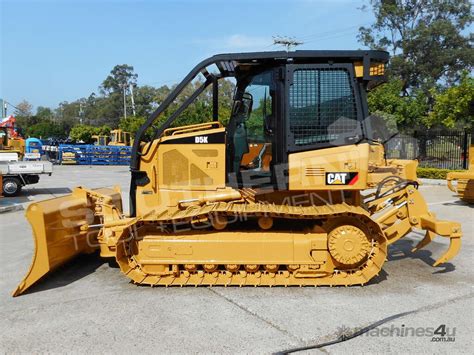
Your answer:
194,136 -> 208,144
326,172 -> 359,185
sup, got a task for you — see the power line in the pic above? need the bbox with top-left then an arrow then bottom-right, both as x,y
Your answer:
303,31 -> 361,44
297,24 -> 368,42
3,100 -> 30,116
140,79 -> 181,86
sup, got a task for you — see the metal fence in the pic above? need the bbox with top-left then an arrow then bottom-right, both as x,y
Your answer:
385,129 -> 472,170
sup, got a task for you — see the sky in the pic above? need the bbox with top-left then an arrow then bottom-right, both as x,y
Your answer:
0,0 -> 375,111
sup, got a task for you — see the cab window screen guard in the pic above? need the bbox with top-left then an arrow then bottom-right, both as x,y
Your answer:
288,66 -> 359,148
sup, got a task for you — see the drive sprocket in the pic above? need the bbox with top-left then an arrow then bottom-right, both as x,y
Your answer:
328,225 -> 371,266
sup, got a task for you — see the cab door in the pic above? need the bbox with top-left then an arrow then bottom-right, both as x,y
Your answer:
285,63 -> 367,191
227,67 -> 285,189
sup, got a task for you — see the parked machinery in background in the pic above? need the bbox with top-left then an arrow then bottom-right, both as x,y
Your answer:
0,115 -> 20,139
367,142 -> 418,187
1,115 -> 25,160
0,127 -> 25,161
24,138 -> 44,161
93,135 -> 109,146
447,145 -> 474,203
109,129 -> 132,146
93,130 -> 132,147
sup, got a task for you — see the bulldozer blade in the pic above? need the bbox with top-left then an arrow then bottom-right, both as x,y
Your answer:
12,187 -> 121,297
433,237 -> 461,267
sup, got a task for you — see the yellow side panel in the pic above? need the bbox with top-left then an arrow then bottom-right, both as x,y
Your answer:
288,143 -> 369,190
158,144 -> 225,190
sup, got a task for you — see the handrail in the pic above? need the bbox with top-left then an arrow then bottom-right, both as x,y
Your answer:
164,122 -> 223,137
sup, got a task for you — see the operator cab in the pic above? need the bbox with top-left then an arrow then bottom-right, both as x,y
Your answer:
130,50 -> 389,215
224,58 -> 376,189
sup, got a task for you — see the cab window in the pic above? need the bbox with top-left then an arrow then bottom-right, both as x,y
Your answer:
229,69 -> 275,174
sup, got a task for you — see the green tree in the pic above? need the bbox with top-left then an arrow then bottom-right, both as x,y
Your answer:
69,124 -> 111,143
367,78 -> 429,129
13,100 -> 33,117
117,78 -> 235,141
95,64 -> 139,124
215,79 -> 235,126
427,72 -> 474,128
247,96 -> 272,139
133,85 -> 161,118
18,66 -> 236,140
359,0 -> 473,93
36,106 -> 54,121
56,101 -> 81,132
69,125 -> 96,143
101,64 -> 138,94
96,125 -> 111,136
169,78 -> 236,128
88,94 -> 123,127
13,100 -> 37,131
119,116 -> 147,137
26,121 -> 67,139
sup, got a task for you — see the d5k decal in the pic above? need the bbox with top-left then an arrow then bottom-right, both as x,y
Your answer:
194,136 -> 209,143
326,172 -> 359,185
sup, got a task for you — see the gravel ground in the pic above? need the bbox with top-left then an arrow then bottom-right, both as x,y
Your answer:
1,165 -> 473,354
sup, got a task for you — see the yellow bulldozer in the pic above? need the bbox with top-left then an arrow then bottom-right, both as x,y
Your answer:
92,134 -> 109,146
93,129 -> 133,146
109,129 -> 132,146
447,145 -> 474,203
13,51 -> 462,296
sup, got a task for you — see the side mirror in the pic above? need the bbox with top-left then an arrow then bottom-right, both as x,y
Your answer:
242,92 -> 253,117
232,100 -> 242,115
264,115 -> 274,136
